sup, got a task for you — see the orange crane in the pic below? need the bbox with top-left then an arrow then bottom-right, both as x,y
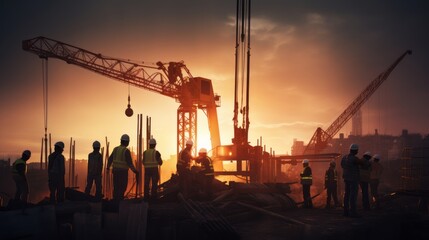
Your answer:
22,36 -> 221,163
303,50 -> 412,155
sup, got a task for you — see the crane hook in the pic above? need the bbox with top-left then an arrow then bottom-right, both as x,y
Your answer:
125,94 -> 133,117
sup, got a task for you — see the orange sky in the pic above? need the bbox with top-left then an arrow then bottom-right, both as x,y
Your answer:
1,1 -> 428,167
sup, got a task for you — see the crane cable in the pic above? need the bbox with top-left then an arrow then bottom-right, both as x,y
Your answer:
42,58 -> 49,169
42,59 -> 48,134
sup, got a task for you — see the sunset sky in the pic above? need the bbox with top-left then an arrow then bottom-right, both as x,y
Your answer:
1,0 -> 428,164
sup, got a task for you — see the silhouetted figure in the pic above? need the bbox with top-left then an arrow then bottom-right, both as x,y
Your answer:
300,159 -> 313,208
370,154 -> 383,209
85,141 -> 103,201
341,143 -> 364,217
142,138 -> 162,201
325,160 -> 340,209
360,152 -> 372,210
107,134 -> 139,201
12,150 -> 31,204
177,140 -> 194,197
48,142 -> 66,204
195,148 -> 214,199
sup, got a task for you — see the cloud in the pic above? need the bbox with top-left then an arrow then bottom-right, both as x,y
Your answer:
251,120 -> 324,129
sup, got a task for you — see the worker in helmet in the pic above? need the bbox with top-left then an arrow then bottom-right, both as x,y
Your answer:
177,139 -> 194,197
48,141 -> 66,203
107,134 -> 139,201
325,160 -> 340,209
300,159 -> 313,208
341,143 -> 364,217
195,148 -> 214,199
12,150 -> 31,204
142,138 -> 163,201
85,141 -> 103,201
359,152 -> 372,211
370,154 -> 383,209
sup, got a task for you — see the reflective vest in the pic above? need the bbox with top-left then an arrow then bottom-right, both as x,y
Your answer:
177,149 -> 191,169
112,146 -> 129,170
200,156 -> 214,176
325,168 -> 338,183
300,166 -> 313,185
143,149 -> 158,168
12,158 -> 26,174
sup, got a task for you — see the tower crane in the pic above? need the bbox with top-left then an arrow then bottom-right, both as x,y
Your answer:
22,36 -> 221,164
303,50 -> 412,155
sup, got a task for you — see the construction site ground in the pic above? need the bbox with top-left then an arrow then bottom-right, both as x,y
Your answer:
1,184 -> 429,240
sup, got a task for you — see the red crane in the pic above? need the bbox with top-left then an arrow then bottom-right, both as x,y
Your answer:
303,50 -> 412,155
22,36 -> 222,160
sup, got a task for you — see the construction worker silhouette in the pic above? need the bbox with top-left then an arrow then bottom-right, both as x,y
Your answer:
107,134 -> 139,201
142,138 -> 162,201
48,142 -> 66,203
12,150 -> 31,204
300,159 -> 313,208
325,160 -> 340,209
370,154 -> 383,209
177,140 -> 194,197
360,152 -> 372,210
341,143 -> 364,217
85,140 -> 103,201
195,148 -> 214,199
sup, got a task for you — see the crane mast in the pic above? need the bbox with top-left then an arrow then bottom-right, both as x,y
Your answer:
304,50 -> 412,154
22,36 -> 222,159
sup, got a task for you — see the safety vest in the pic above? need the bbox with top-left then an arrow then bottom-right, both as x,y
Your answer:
177,149 -> 190,169
300,166 -> 313,185
112,146 -> 129,170
12,158 -> 26,174
143,149 -> 158,168
325,168 -> 338,183
201,156 -> 214,176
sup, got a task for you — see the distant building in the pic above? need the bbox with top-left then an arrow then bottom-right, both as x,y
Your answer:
291,139 -> 305,155
293,129 -> 428,161
351,109 -> 362,136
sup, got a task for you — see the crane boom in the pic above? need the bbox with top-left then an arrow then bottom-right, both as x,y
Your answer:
22,36 -> 222,160
304,50 -> 412,154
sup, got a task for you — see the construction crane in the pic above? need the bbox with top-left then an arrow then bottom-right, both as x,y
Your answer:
303,50 -> 412,155
22,36 -> 221,162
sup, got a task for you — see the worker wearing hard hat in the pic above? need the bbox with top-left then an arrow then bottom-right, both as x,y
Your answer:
341,143 -> 364,217
300,159 -> 313,208
85,141 -> 103,201
12,150 -> 31,204
177,139 -> 194,197
359,151 -> 372,211
107,134 -> 139,201
48,141 -> 66,203
142,138 -> 163,201
324,160 -> 340,209
195,148 -> 215,199
370,154 -> 383,209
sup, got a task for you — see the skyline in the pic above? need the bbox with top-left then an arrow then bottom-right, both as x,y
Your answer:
1,0 -> 428,162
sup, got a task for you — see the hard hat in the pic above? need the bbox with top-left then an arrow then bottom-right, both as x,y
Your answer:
186,140 -> 193,146
349,143 -> 359,151
93,141 -> 101,148
330,160 -> 336,167
121,134 -> 130,142
199,148 -> 207,154
22,150 -> 31,157
149,138 -> 157,145
363,151 -> 371,157
55,141 -> 65,149
303,159 -> 309,164
373,154 -> 380,160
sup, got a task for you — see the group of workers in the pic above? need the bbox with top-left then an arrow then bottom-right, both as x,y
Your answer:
300,143 -> 384,218
11,134 -> 214,204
